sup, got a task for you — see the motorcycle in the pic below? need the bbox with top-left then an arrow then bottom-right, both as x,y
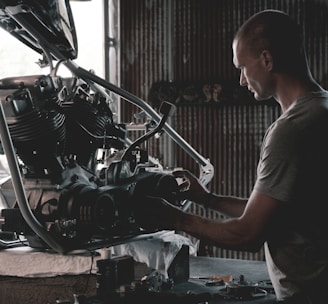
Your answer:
0,0 -> 213,254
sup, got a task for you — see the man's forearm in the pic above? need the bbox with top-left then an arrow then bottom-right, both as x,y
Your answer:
204,193 -> 248,217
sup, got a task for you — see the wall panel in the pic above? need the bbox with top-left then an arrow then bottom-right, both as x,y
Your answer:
119,0 -> 328,260
121,0 -> 328,101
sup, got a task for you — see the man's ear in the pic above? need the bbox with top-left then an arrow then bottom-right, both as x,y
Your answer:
262,50 -> 273,71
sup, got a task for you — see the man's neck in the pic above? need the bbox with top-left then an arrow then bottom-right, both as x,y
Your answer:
274,75 -> 323,112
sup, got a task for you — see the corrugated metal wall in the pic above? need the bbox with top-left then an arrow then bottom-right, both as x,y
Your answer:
121,0 -> 328,99
174,102 -> 281,260
174,102 -> 281,195
119,0 -> 328,260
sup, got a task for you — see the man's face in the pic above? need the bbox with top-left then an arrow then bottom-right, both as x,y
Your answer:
232,38 -> 274,101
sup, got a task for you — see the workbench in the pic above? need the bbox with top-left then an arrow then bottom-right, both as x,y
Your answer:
178,256 -> 276,303
0,253 -> 276,303
0,230 -> 276,303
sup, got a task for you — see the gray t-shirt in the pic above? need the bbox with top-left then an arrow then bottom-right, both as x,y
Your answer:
254,91 -> 328,302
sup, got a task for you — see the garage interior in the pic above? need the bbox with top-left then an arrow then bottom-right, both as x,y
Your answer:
0,0 -> 327,303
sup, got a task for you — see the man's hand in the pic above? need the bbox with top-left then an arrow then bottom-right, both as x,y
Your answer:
133,196 -> 182,231
172,169 -> 210,204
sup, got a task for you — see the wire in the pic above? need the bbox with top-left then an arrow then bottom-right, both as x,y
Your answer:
83,250 -> 96,295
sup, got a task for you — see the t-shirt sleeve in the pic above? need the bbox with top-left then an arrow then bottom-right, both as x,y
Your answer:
254,120 -> 301,202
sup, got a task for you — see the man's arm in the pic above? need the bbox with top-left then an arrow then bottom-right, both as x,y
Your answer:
137,189 -> 280,252
204,193 -> 247,217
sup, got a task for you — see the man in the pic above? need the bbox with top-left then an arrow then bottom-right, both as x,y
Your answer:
137,10 -> 328,303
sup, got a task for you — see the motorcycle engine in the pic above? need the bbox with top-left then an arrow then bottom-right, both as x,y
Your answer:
0,74 -> 181,251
